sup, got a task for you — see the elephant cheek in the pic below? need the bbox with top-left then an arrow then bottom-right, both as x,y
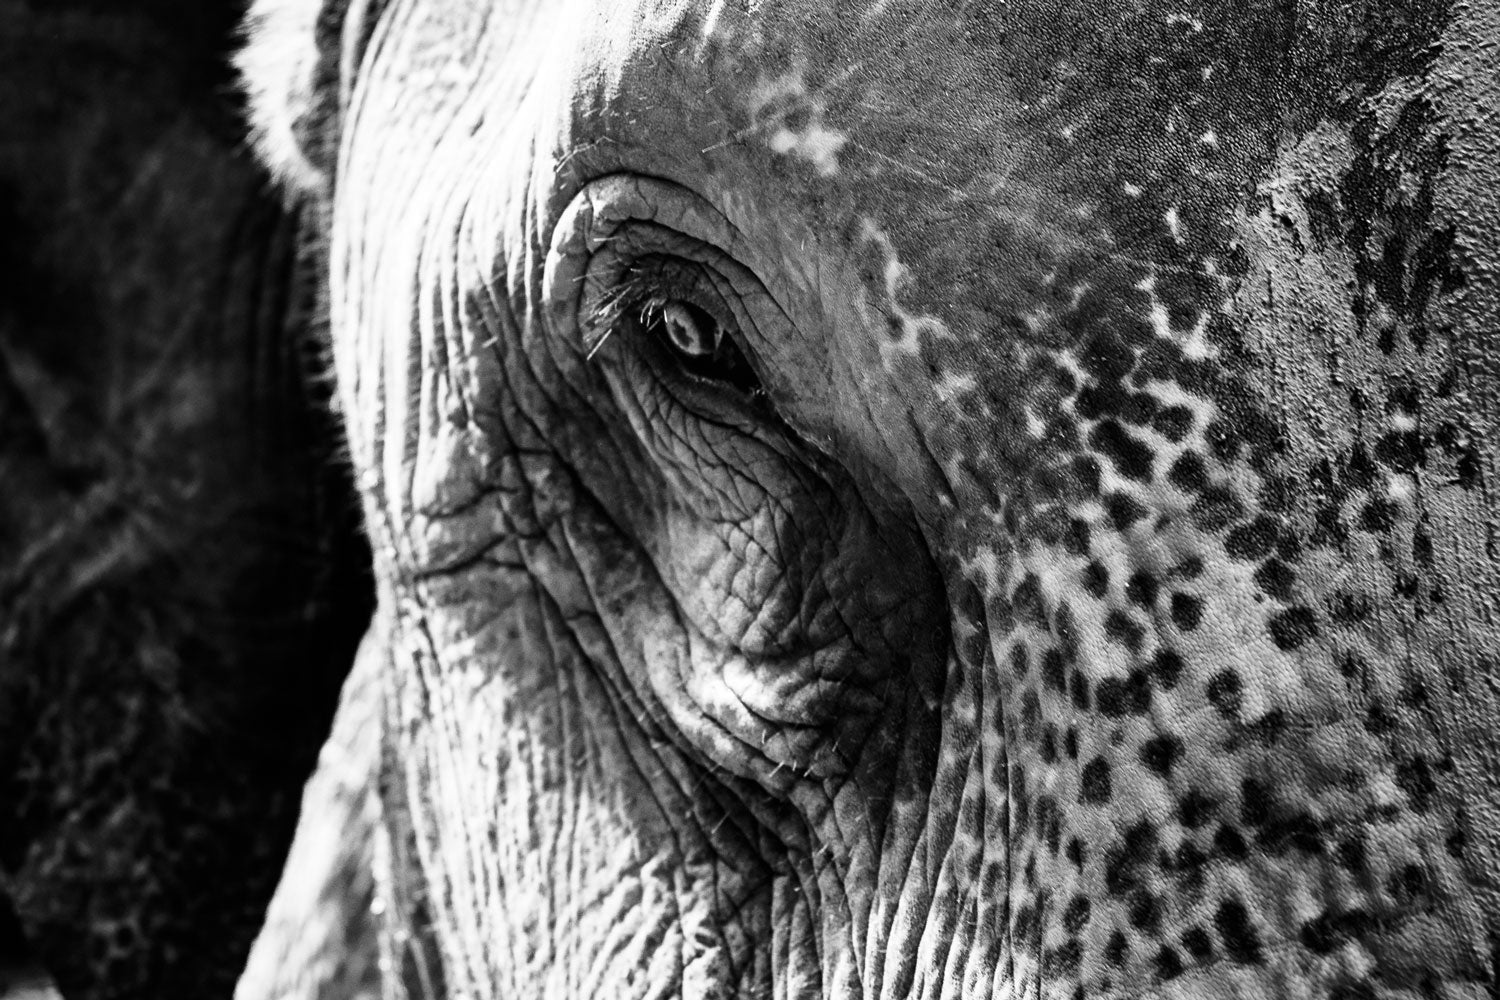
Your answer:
378,547 -> 784,997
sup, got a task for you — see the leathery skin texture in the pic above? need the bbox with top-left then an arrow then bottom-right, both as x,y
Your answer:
238,0 -> 1500,997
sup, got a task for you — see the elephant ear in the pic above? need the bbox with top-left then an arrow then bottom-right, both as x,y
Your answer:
237,0 -> 379,194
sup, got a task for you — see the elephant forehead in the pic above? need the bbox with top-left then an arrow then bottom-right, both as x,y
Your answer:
573,0 -> 1383,317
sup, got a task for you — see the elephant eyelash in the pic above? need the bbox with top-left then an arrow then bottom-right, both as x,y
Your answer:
582,273 -> 661,360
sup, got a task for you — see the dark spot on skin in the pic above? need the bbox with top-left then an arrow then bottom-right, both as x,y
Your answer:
1360,499 -> 1397,534
1276,531 -> 1302,562
1021,692 -> 1041,743
1347,444 -> 1378,490
1055,605 -> 1081,662
1037,795 -> 1063,855
1104,610 -> 1146,652
1148,648 -> 1184,690
1071,669 -> 1092,711
1309,505 -> 1350,549
1175,556 -> 1205,579
1338,837 -> 1367,873
1065,728 -> 1079,759
1300,908 -> 1373,954
1013,574 -> 1048,630
1044,939 -> 1082,978
1106,930 -> 1130,967
1155,946 -> 1185,980
1241,778 -> 1273,827
1446,822 -> 1467,859
1268,606 -> 1319,650
1225,517 -> 1279,560
1097,671 -> 1152,717
1044,648 -> 1067,693
1011,643 -> 1030,677
1092,421 -> 1156,481
1170,593 -> 1204,631
1104,821 -> 1157,898
1071,456 -> 1103,497
1126,571 -> 1159,608
1065,518 -> 1092,556
1413,524 -> 1434,566
1206,670 -> 1242,718
1140,735 -> 1184,777
1328,591 -> 1372,624
1082,758 -> 1113,803
1395,755 -> 1437,810
1064,896 -> 1092,934
1169,452 -> 1209,493
1259,475 -> 1295,513
1067,837 -> 1085,869
780,102 -> 812,132
1214,898 -> 1265,964
1375,430 -> 1424,473
1041,725 -> 1059,764
1244,708 -> 1286,744
1181,926 -> 1215,962
1389,864 -> 1429,905
1179,789 -> 1217,829
1106,492 -> 1148,531
1259,812 -> 1325,855
1083,561 -> 1110,599
1331,981 -> 1378,1000
1170,842 -> 1209,893
1129,891 -> 1161,935
1214,825 -> 1248,860
1011,767 -> 1031,832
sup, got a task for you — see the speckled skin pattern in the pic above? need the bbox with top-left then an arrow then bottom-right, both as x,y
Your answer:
240,0 -> 1500,998
0,2 -> 371,996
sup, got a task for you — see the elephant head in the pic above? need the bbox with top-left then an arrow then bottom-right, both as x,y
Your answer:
237,0 -> 1500,997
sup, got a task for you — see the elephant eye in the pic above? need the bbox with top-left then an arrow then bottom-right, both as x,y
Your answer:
638,297 -> 763,398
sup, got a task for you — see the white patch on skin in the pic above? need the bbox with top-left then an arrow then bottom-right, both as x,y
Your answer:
935,372 -> 978,403
1388,473 -> 1416,502
1200,129 -> 1219,148
856,218 -> 954,367
1389,411 -> 1418,432
1164,205 -> 1184,244
1051,346 -> 1090,389
1123,181 -> 1143,198
1138,274 -> 1218,359
747,66 -> 849,177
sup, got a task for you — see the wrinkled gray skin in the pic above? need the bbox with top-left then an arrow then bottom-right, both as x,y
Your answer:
238,0 -> 1500,997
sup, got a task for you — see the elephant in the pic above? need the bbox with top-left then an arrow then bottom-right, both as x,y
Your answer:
229,0 -> 1500,997
0,1 -> 371,996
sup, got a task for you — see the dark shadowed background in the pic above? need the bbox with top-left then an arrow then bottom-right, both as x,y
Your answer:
0,1 -> 371,995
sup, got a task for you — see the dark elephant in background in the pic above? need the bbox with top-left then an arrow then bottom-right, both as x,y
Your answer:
0,1 -> 370,996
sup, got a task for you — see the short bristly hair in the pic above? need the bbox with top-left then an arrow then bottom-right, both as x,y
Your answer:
236,0 -> 380,196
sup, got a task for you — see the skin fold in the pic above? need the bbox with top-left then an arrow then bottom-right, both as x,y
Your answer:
237,0 -> 1500,997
